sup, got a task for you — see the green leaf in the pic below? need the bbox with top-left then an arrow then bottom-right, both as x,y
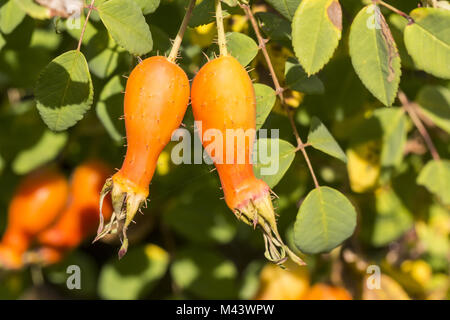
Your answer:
238,261 -> 263,300
254,83 -> 276,130
0,0 -> 26,34
404,8 -> 450,79
171,248 -> 238,299
253,138 -> 296,188
98,244 -> 169,300
265,0 -> 302,21
14,0 -> 50,19
256,12 -> 292,46
416,204 -> 450,259
88,48 -> 120,79
417,160 -> 450,205
133,0 -> 160,14
367,187 -> 413,247
189,0 -> 230,27
12,130 -> 67,175
294,186 -> 357,254
349,5 -> 401,106
292,0 -> 342,75
307,116 -> 346,162
208,32 -> 258,66
374,108 -> 407,167
0,101 -> 46,163
96,75 -> 126,143
30,29 -> 61,51
416,85 -> 450,134
285,57 -> 325,94
227,32 -> 258,66
97,0 -> 152,56
348,108 -> 407,169
45,251 -> 98,298
35,50 -> 93,131
149,24 -> 171,55
388,14 -> 415,69
86,31 -> 121,79
163,176 -> 236,245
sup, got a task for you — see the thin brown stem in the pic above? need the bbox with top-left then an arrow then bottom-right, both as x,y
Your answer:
215,0 -> 228,56
168,0 -> 196,62
83,3 -> 96,10
77,0 -> 95,51
375,0 -> 414,24
295,142 -> 311,152
398,90 -> 440,161
241,3 -> 319,189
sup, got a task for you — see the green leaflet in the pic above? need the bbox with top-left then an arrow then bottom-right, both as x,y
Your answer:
86,31 -> 122,79
404,8 -> 450,79
207,32 -> 258,66
285,57 -> 325,94
374,108 -> 407,168
253,138 -> 296,188
368,187 -> 414,247
99,245 -> 169,300
97,0 -> 152,56
265,0 -> 302,21
417,160 -> 450,205
292,0 -> 342,75
349,5 -> 401,106
171,248 -> 238,299
0,0 -> 26,34
133,0 -> 160,14
96,75 -> 126,143
388,14 -> 415,69
294,186 -> 357,254
254,83 -> 276,130
307,116 -> 346,163
256,11 -> 292,46
35,50 -> 93,131
416,85 -> 450,134
12,130 -> 67,174
189,0 -> 231,27
14,0 -> 50,19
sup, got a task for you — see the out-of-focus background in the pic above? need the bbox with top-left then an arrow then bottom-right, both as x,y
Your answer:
0,0 -> 449,300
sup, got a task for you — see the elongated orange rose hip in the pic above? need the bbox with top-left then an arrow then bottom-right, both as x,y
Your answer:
33,160 -> 113,265
0,167 -> 69,269
95,56 -> 190,258
191,55 -> 304,265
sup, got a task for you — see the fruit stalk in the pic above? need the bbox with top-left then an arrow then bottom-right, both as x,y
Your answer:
215,0 -> 228,56
167,0 -> 196,62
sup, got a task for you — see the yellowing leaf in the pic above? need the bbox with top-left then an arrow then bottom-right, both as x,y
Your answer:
256,262 -> 309,300
292,0 -> 342,75
363,274 -> 410,300
347,140 -> 381,193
